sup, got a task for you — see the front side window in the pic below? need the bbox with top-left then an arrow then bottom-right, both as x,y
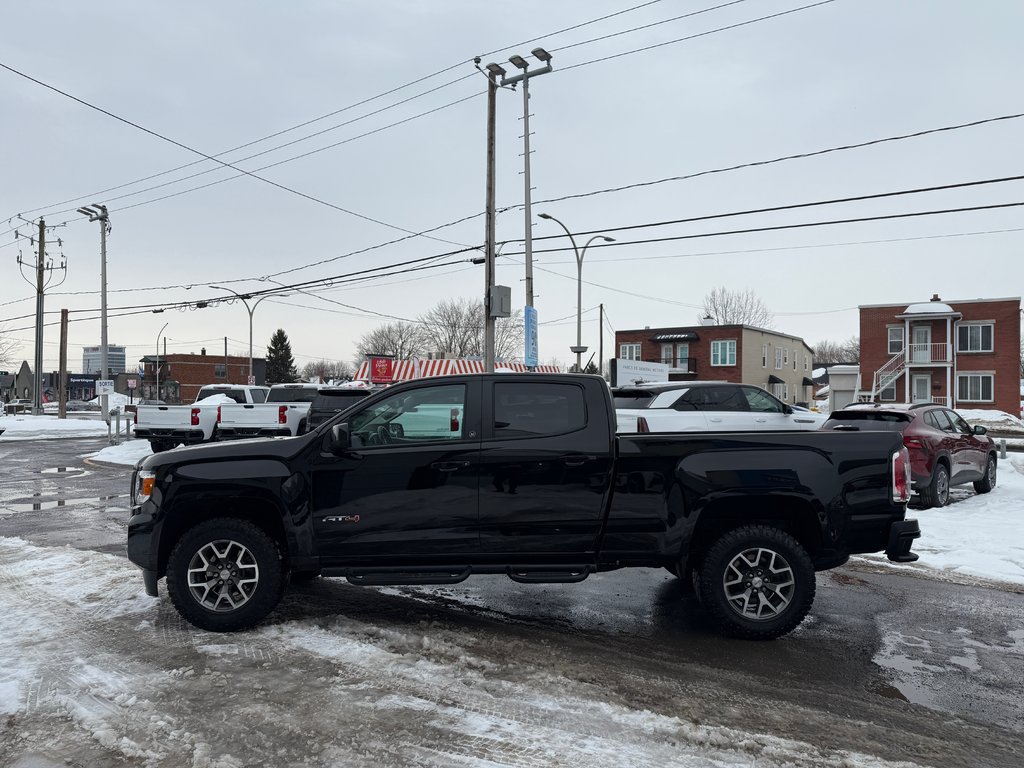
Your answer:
682,385 -> 748,412
888,327 -> 904,355
494,383 -> 585,437
957,374 -> 993,402
620,343 -> 640,360
710,340 -> 736,366
743,386 -> 784,413
957,323 -> 993,352
349,384 -> 467,446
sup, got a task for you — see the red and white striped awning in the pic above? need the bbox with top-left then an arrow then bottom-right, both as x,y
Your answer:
354,358 -> 561,383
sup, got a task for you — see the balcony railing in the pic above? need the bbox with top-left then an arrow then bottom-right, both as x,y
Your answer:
906,342 -> 951,364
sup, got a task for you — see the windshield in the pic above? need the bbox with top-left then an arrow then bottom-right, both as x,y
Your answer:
822,411 -> 912,431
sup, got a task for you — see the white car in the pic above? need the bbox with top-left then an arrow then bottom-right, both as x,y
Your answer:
613,381 -> 826,433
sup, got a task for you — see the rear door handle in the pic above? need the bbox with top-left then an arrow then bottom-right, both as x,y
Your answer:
564,455 -> 595,467
431,461 -> 471,472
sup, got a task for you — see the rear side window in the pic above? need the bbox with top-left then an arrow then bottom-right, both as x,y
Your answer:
612,390 -> 655,409
250,388 -> 268,403
494,383 -> 585,437
198,387 -> 246,403
268,388 -> 318,403
822,411 -> 911,431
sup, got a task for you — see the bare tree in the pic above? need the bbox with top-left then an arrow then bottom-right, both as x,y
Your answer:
417,299 -> 524,360
301,359 -> 353,382
0,325 -> 18,369
700,287 -> 774,328
354,322 -> 424,360
812,336 -> 860,365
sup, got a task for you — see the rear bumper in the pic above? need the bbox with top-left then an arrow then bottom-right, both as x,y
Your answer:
886,518 -> 921,563
133,427 -> 205,442
218,426 -> 291,438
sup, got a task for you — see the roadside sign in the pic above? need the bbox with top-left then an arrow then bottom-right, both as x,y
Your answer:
524,306 -> 538,368
247,375 -> 256,385
126,378 -> 137,390
96,379 -> 115,395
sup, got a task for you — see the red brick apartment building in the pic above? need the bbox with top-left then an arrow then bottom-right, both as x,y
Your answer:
615,323 -> 815,404
138,351 -> 265,404
858,295 -> 1021,414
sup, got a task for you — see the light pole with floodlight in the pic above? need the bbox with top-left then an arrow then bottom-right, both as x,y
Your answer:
210,285 -> 276,382
538,213 -> 614,373
155,322 -> 168,401
77,204 -> 110,420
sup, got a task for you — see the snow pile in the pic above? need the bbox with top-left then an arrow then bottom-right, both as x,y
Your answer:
957,408 -> 1024,435
0,414 -> 110,441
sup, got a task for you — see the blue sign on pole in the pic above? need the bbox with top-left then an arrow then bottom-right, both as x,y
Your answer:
524,306 -> 538,368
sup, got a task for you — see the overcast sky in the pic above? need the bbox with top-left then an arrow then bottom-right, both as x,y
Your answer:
2,0 -> 1021,374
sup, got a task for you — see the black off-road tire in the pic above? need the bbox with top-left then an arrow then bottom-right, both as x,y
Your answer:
922,463 -> 950,509
697,525 -> 816,640
149,439 -> 172,453
973,455 -> 997,494
166,518 -> 284,632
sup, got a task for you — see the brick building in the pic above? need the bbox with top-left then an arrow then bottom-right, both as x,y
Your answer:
858,294 -> 1021,414
614,323 -> 816,404
137,350 -> 266,404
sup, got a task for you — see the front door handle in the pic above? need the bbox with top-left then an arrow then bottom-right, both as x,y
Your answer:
563,455 -> 595,467
431,461 -> 471,472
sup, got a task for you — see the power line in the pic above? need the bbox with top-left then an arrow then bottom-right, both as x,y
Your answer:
0,60 -> 470,248
6,1 -> 670,222
560,0 -> 836,72
531,112 -> 1024,208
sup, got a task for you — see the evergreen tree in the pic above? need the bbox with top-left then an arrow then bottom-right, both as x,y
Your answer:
265,329 -> 298,384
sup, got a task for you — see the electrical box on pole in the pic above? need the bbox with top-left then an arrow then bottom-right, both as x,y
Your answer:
489,285 -> 511,318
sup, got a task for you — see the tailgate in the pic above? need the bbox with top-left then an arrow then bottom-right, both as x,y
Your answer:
135,405 -> 192,426
218,403 -> 279,426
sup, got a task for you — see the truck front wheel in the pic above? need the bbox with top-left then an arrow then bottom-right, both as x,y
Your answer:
166,518 -> 284,632
697,525 -> 815,640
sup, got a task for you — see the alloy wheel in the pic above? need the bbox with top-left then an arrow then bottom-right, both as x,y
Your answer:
185,539 -> 260,612
722,547 -> 795,620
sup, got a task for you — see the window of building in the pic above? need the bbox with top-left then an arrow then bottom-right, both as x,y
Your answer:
957,373 -> 994,402
957,323 -> 993,353
804,353 -> 809,371
774,348 -> 783,369
711,340 -> 736,366
888,327 -> 904,356
214,364 -> 227,379
879,379 -> 896,401
783,348 -> 789,365
660,343 -> 674,365
762,344 -> 768,368
619,343 -> 640,360
793,352 -> 797,371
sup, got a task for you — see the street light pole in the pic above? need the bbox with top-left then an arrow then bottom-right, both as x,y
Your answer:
78,204 -> 110,419
155,322 -> 168,400
210,285 -> 276,382
538,213 -> 614,373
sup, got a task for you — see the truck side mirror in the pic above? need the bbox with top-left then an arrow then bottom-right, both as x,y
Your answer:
329,423 -> 351,454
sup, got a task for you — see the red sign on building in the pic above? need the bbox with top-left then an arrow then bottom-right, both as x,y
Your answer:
369,356 -> 394,384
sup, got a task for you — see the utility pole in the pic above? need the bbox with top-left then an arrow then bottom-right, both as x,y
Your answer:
599,303 -> 604,380
481,61 -> 504,373
33,220 -> 45,415
78,204 -> 110,421
59,309 -> 69,419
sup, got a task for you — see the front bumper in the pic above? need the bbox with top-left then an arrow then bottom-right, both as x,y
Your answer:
886,518 -> 921,563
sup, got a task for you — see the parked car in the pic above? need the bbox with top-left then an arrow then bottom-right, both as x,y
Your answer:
4,399 -> 33,415
821,403 -> 997,508
613,381 -> 826,433
128,373 -> 919,640
134,384 -> 269,453
217,383 -> 322,439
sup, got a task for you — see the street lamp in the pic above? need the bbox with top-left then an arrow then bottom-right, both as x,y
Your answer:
538,213 -> 614,373
210,285 -> 276,382
499,48 -> 553,364
77,204 -> 110,421
155,322 -> 168,401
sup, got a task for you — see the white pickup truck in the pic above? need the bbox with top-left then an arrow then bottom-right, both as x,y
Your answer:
216,383 -> 321,439
134,384 -> 270,453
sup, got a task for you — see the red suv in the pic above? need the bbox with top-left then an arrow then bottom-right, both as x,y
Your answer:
821,403 -> 997,508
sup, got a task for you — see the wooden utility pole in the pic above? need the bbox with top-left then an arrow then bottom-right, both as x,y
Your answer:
599,303 -> 604,380
33,220 -> 45,415
58,309 -> 69,418
483,68 -> 497,373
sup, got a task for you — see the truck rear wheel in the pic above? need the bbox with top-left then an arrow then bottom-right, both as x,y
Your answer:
697,525 -> 815,640
166,518 -> 283,632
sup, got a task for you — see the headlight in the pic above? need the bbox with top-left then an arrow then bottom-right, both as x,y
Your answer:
134,470 -> 156,505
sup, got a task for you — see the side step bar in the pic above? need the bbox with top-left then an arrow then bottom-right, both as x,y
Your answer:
325,564 -> 597,586
340,567 -> 472,586
507,566 -> 594,584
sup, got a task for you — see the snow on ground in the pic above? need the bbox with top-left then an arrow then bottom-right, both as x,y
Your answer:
0,414 -> 110,440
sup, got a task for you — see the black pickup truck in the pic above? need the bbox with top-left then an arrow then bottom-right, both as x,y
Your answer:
127,374 -> 919,640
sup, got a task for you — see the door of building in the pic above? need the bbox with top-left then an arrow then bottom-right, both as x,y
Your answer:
911,326 -> 931,363
911,374 -> 932,403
